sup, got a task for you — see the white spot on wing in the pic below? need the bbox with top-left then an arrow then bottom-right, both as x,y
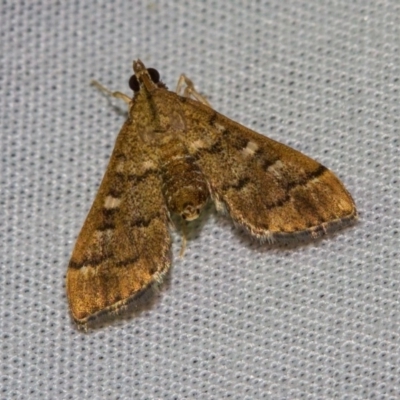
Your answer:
189,139 -> 206,152
171,155 -> 186,161
142,160 -> 156,171
214,123 -> 226,133
115,162 -> 125,173
94,229 -> 112,241
79,265 -> 92,276
241,140 -> 259,157
104,195 -> 121,209
267,160 -> 284,178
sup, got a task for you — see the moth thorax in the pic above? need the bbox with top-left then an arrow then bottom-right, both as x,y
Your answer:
162,157 -> 209,221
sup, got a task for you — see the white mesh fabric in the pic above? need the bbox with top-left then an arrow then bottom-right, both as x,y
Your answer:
1,1 -> 399,399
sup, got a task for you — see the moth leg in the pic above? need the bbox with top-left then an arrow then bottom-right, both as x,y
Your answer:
175,74 -> 212,107
91,80 -> 131,104
179,229 -> 187,259
169,215 -> 188,258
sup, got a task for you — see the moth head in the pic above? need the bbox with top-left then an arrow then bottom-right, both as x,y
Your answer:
130,59 -> 167,93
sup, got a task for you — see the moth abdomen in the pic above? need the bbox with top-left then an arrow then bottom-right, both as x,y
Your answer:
161,153 -> 209,221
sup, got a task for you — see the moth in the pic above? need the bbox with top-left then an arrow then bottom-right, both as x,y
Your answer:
67,59 -> 357,326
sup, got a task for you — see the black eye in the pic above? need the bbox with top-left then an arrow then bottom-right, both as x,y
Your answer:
129,74 -> 140,92
128,68 -> 160,92
147,68 -> 160,83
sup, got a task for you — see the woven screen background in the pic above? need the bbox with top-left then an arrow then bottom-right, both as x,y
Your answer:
1,1 -> 399,399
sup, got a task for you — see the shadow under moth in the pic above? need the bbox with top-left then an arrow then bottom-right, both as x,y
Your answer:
67,60 -> 357,327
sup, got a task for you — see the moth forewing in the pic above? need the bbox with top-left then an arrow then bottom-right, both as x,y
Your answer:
176,98 -> 357,239
67,59 -> 357,327
67,81 -> 173,326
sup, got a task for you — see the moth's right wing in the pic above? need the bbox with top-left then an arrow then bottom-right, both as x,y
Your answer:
66,121 -> 171,326
180,98 -> 357,240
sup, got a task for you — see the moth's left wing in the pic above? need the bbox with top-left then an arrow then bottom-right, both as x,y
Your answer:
180,99 -> 357,240
67,122 -> 171,326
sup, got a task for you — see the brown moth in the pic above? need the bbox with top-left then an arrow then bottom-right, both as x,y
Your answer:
66,60 -> 357,326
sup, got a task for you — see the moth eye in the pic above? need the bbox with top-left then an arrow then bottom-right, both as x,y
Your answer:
147,68 -> 160,84
129,74 -> 140,92
129,68 -> 160,92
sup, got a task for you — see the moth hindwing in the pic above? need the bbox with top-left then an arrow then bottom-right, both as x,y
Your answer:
66,59 -> 357,326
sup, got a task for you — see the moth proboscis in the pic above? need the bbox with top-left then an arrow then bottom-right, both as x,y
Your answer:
66,59 -> 357,327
